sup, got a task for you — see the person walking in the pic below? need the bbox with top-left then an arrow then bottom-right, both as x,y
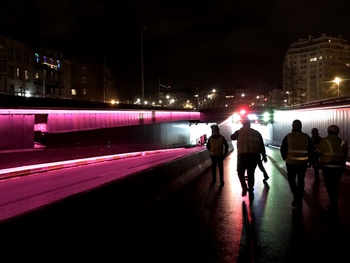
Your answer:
206,124 -> 229,186
280,119 -> 314,209
231,119 -> 267,196
316,125 -> 348,213
310,128 -> 322,180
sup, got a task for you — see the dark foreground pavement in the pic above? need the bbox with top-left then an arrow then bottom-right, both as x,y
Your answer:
1,146 -> 350,262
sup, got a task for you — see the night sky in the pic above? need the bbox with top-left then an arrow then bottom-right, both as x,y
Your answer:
1,0 -> 350,100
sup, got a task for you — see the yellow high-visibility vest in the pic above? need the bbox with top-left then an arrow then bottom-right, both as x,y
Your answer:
237,128 -> 261,154
285,132 -> 309,164
209,136 -> 225,156
318,136 -> 347,168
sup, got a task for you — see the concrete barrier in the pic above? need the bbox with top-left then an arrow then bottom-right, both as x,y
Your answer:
70,149 -> 212,217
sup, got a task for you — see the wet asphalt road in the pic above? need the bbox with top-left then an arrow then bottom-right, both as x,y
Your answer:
2,146 -> 350,262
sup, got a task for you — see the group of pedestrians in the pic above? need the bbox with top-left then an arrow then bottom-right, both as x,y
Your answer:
281,120 -> 348,212
206,118 -> 348,213
206,119 -> 268,195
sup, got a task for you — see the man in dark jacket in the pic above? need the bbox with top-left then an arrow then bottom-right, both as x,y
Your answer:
317,124 -> 348,213
310,127 -> 322,180
231,119 -> 267,196
280,119 -> 314,209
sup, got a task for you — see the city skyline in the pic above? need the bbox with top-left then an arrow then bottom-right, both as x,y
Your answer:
1,1 -> 350,99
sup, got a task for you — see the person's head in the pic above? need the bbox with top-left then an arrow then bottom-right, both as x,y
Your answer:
327,125 -> 340,136
242,119 -> 251,128
311,128 -> 319,136
292,119 -> 302,132
211,124 -> 220,134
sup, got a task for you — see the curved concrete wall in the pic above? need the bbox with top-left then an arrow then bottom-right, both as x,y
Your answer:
45,121 -> 192,149
272,107 -> 350,160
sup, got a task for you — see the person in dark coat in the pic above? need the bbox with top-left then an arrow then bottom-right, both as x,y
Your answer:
316,124 -> 349,213
206,124 -> 229,186
280,119 -> 314,209
231,119 -> 267,196
310,128 -> 322,180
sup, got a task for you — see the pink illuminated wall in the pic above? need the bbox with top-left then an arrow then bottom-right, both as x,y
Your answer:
45,110 -> 200,133
0,113 -> 34,150
0,109 -> 200,150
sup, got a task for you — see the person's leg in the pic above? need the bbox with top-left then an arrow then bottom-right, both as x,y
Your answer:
237,155 -> 248,195
296,164 -> 307,207
313,161 -> 319,180
325,168 -> 342,210
246,155 -> 259,191
218,156 -> 224,184
315,165 -> 319,177
287,164 -> 298,206
322,168 -> 334,210
211,156 -> 217,183
258,159 -> 269,181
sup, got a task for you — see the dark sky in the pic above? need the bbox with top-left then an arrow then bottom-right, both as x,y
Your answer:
1,0 -> 350,99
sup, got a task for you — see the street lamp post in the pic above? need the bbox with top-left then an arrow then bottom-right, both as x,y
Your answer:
286,91 -> 290,106
159,77 -> 170,105
141,27 -> 146,101
196,87 -> 199,109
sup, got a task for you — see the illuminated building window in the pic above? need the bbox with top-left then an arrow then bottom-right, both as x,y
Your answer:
310,57 -> 317,62
71,89 -> 77,96
25,70 -> 29,80
16,68 -> 20,78
35,72 -> 39,79
82,89 -> 87,95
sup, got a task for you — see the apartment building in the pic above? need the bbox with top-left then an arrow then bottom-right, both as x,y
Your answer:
0,35 -> 113,103
0,36 -> 67,98
283,33 -> 350,105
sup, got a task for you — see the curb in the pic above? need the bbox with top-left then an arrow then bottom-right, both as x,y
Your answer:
0,148 -> 186,180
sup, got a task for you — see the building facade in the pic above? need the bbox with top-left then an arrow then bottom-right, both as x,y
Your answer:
283,33 -> 350,105
0,35 -> 112,103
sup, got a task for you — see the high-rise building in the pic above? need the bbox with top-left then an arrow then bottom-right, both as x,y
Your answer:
283,33 -> 350,105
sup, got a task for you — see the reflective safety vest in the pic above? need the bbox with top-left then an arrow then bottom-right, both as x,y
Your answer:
208,136 -> 225,156
237,127 -> 262,154
318,136 -> 348,169
285,132 -> 309,164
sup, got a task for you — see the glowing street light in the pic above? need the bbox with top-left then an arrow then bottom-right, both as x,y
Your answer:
286,91 -> 290,106
334,77 -> 342,98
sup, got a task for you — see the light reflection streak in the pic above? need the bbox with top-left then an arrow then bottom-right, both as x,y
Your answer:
0,148 -> 185,179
